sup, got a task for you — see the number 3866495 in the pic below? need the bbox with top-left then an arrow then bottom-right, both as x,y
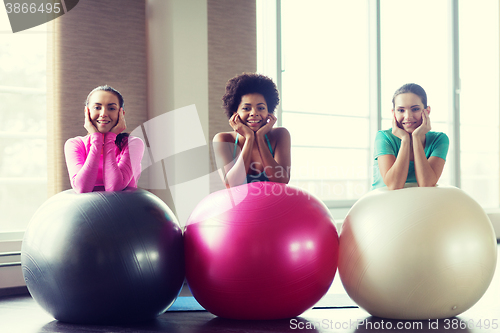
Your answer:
5,2 -> 61,14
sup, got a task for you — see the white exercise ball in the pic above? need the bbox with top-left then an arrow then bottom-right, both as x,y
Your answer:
338,185 -> 497,320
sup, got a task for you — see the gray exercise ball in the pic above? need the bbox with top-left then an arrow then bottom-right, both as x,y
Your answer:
21,189 -> 184,324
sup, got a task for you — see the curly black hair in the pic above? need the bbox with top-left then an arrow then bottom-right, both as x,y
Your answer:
222,73 -> 280,118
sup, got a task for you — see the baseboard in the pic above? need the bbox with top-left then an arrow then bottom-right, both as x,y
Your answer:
0,286 -> 29,298
485,209 -> 500,239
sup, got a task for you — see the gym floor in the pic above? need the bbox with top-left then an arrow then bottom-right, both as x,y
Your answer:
1,244 -> 499,333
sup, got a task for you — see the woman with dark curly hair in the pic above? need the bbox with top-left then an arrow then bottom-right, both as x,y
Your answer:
213,73 -> 291,188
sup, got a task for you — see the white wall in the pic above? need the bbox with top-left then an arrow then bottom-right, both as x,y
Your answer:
146,0 -> 208,130
146,0 -> 209,226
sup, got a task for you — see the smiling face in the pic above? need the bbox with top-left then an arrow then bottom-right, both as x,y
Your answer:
393,93 -> 429,133
87,90 -> 120,133
236,93 -> 269,131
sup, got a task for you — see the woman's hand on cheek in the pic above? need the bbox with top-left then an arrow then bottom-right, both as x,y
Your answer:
229,113 -> 254,139
111,108 -> 127,134
412,109 -> 431,140
256,114 -> 277,138
84,107 -> 98,134
391,112 -> 409,141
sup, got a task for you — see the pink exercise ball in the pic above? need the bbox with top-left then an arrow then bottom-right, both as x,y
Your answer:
184,182 -> 339,320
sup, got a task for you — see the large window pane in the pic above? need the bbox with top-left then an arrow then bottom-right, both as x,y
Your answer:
0,12 -> 47,232
284,113 -> 369,149
292,147 -> 368,180
459,0 -> 499,207
380,0 -> 452,185
280,0 -> 371,201
281,1 -> 369,117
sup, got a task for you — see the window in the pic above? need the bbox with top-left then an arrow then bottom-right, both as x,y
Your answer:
257,0 -> 500,209
0,11 -> 47,234
458,0 -> 499,207
380,0 -> 452,185
279,0 -> 371,205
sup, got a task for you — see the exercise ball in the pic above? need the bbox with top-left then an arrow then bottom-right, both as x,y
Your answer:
338,185 -> 497,320
184,182 -> 339,320
21,189 -> 184,324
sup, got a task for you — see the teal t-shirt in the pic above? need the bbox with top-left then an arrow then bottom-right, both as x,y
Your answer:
372,129 -> 449,189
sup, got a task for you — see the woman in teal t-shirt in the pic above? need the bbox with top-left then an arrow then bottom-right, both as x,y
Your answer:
372,83 -> 449,190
